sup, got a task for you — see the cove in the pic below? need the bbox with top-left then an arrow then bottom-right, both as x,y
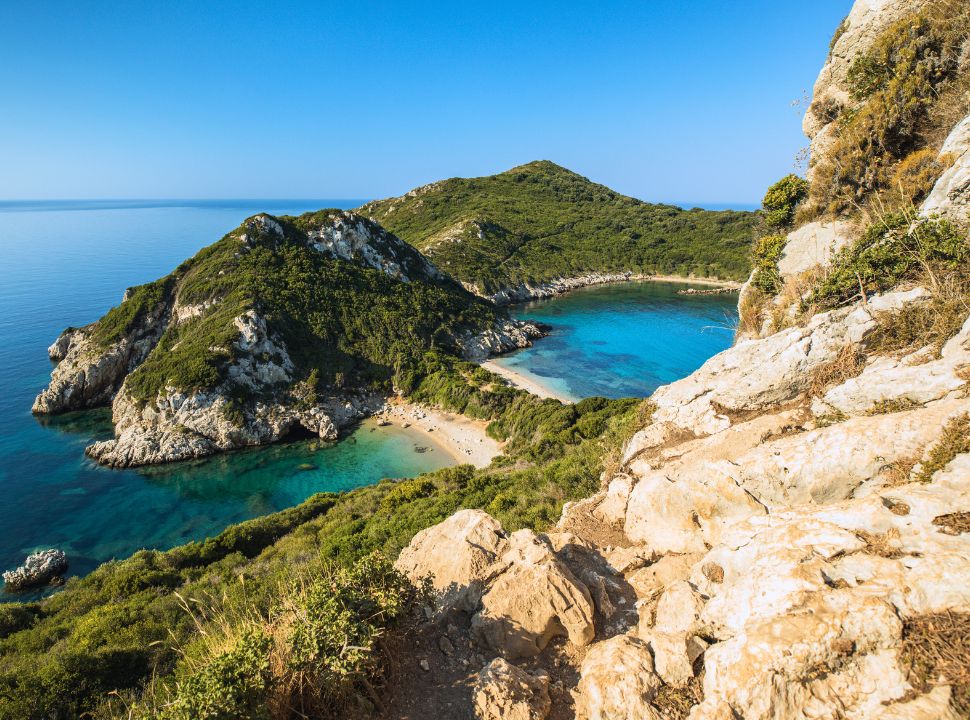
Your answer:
0,200 -> 449,595
492,281 -> 738,401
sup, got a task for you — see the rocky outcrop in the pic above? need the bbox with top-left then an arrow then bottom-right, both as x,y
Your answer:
32,293 -> 172,414
395,509 -> 509,612
922,113 -> 970,224
471,529 -> 595,658
473,658 -> 551,720
803,0 -> 922,180
457,318 -> 546,361
82,310 -> 375,467
397,277 -> 970,717
481,272 -> 643,305
303,210 -> 444,282
574,635 -> 663,720
3,549 -> 68,591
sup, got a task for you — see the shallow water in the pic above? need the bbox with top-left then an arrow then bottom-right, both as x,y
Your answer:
0,200 -> 450,592
494,281 -> 738,400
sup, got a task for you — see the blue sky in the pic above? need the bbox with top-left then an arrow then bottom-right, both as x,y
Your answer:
1,1 -> 851,205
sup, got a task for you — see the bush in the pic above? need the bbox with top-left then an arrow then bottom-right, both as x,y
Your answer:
761,175 -> 809,229
809,214 -> 968,308
750,234 -> 787,295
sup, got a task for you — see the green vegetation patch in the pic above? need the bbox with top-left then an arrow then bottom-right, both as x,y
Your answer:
808,214 -> 968,309
0,359 -> 642,719
359,161 -> 756,293
106,212 -> 500,407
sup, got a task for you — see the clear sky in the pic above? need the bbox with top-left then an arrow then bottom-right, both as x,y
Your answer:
1,1 -> 851,205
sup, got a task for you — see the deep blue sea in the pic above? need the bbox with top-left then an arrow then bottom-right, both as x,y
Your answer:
0,200 -> 738,595
495,281 -> 737,400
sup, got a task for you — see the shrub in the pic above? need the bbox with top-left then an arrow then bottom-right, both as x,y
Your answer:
750,234 -> 787,295
808,214 -> 968,308
761,175 -> 809,229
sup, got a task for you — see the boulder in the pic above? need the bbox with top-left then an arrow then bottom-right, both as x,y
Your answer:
473,658 -> 551,720
574,635 -> 662,720
472,530 -> 595,658
3,549 -> 68,591
394,509 -> 509,612
644,631 -> 706,687
653,580 -> 704,636
693,593 -> 909,720
776,220 -> 855,278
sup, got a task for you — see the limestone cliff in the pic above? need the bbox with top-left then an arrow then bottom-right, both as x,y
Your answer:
390,3 -> 970,718
34,210 -> 542,467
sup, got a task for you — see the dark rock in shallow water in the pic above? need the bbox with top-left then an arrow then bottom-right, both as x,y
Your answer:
3,549 -> 68,592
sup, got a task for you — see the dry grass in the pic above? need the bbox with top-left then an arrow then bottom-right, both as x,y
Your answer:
882,455 -> 920,486
933,511 -> 970,535
918,413 -> 970,482
808,344 -> 868,398
867,276 -> 970,358
737,285 -> 767,337
867,398 -> 922,415
856,528 -> 904,558
900,611 -> 970,716
654,679 -> 704,720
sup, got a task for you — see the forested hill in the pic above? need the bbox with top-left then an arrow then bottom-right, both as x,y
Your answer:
358,160 -> 757,294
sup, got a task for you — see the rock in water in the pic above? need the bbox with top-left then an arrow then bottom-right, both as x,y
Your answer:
3,549 -> 68,591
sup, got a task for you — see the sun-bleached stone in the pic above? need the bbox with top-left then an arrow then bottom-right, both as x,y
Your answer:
472,529 -> 595,658
922,113 -> 970,224
473,658 -> 551,720
395,509 -> 509,612
574,635 -> 662,720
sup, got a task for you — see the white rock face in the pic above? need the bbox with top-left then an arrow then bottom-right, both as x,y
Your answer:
33,296 -> 172,414
484,272 -> 642,305
305,210 -> 443,282
922,113 -> 970,224
814,314 -> 970,418
394,509 -> 509,612
458,319 -> 546,362
642,288 -> 929,437
574,635 -> 663,720
776,220 -> 856,278
474,658 -> 551,720
83,309 -> 372,467
472,529 -> 595,658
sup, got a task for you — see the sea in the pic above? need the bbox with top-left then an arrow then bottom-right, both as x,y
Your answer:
0,200 -> 737,593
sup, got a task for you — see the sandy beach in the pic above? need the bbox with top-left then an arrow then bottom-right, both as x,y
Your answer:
480,360 -> 575,404
374,400 -> 501,468
642,274 -> 741,289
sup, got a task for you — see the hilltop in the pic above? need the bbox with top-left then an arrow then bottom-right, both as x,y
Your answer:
32,210 -> 540,466
359,161 -> 756,298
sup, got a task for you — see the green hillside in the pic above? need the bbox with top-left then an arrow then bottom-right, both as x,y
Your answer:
359,161 -> 756,294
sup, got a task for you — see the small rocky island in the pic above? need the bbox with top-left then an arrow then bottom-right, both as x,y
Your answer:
33,210 -> 542,467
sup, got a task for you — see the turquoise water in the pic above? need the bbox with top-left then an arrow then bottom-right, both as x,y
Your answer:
0,200 -> 451,593
494,281 -> 738,400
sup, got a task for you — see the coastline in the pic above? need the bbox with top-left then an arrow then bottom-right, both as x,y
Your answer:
375,400 -> 501,468
480,360 -> 576,404
486,271 -> 742,305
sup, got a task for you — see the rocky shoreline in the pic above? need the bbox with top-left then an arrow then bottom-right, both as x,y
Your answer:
475,272 -> 740,305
